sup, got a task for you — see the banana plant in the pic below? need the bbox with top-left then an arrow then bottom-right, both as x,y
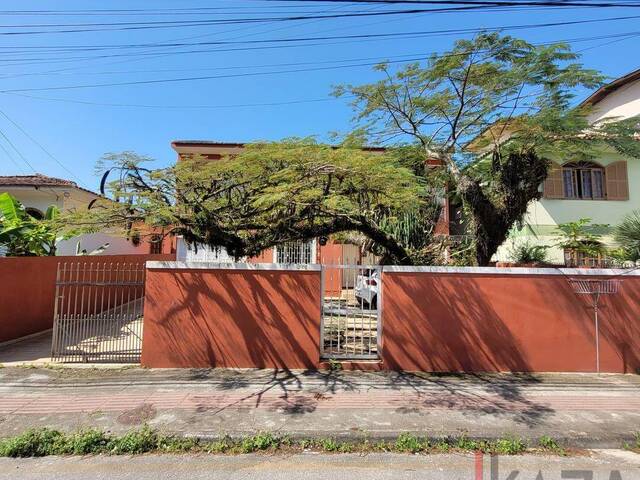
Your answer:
0,192 -> 61,256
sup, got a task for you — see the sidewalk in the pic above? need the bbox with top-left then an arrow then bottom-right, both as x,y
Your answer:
0,367 -> 638,448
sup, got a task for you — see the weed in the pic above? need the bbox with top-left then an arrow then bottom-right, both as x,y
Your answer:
0,428 -> 570,458
65,429 -> 111,455
492,438 -> 527,455
206,439 -> 231,454
240,433 -> 279,453
318,438 -> 339,452
0,428 -> 65,457
395,433 -> 426,453
327,359 -> 342,372
107,425 -> 160,454
538,435 -> 565,455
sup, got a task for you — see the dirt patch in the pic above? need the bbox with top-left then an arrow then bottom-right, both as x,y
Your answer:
117,403 -> 157,425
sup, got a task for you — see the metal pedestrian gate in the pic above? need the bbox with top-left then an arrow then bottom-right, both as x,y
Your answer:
51,261 -> 146,363
321,264 -> 381,359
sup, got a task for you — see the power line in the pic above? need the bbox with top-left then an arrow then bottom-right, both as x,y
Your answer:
2,13 -> 638,55
0,109 -> 89,188
1,30 -> 636,95
1,14 -> 639,69
2,2 -> 640,35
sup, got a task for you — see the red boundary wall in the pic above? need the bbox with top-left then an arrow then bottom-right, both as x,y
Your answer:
141,265 -> 321,369
0,254 -> 174,344
381,270 -> 640,373
139,264 -> 639,373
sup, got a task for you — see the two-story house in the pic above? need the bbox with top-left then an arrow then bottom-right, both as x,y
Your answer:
493,68 -> 639,265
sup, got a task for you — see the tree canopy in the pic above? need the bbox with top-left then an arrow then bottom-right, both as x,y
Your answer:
335,32 -> 640,263
71,141 -> 442,264
72,33 -> 640,266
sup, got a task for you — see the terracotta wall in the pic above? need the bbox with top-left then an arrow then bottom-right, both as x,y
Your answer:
381,271 -> 640,373
0,254 -> 174,344
141,266 -> 322,369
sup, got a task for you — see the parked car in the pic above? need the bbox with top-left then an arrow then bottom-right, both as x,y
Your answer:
355,269 -> 379,309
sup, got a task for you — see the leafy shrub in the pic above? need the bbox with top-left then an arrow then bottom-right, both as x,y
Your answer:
508,240 -> 548,264
395,433 -> 426,453
240,433 -> 279,453
0,428 -> 66,457
318,438 -> 339,452
107,425 -> 161,454
493,437 -> 526,455
614,210 -> 640,261
65,429 -> 111,455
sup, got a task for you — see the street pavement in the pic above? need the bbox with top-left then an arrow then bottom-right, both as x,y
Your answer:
1,450 -> 639,480
0,367 -> 639,448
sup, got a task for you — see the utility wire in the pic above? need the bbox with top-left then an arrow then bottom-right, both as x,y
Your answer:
2,14 -> 638,55
1,30 -> 636,96
0,109 -> 89,188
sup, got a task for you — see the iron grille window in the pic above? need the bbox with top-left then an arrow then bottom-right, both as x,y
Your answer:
562,162 -> 605,199
275,240 -> 313,264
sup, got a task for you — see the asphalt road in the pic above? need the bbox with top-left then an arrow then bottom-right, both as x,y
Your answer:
2,451 -> 639,480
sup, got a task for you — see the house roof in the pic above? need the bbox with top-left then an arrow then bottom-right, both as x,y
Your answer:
581,67 -> 640,106
0,173 -> 100,197
171,140 -> 388,152
0,173 -> 77,188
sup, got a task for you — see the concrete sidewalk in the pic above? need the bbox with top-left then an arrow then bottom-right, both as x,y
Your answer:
0,367 -> 638,448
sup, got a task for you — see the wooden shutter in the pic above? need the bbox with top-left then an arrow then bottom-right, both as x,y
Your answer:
605,161 -> 629,201
543,161 -> 564,199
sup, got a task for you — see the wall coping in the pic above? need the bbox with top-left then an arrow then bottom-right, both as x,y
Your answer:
382,265 -> 640,276
146,261 -> 322,272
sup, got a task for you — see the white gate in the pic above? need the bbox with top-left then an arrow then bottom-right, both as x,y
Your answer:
51,261 -> 146,363
321,264 -> 381,359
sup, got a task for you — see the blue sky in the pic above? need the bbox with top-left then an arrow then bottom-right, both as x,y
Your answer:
0,0 -> 639,192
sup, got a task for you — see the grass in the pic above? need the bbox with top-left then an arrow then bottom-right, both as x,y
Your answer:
0,427 -> 570,458
623,432 -> 640,453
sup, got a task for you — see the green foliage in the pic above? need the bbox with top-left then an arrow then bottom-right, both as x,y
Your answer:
395,433 -> 427,453
614,210 -> 640,261
0,192 -> 61,256
0,428 -> 66,457
64,429 -> 111,455
107,425 -> 162,454
74,140 -> 437,265
239,432 -> 279,453
554,218 -> 606,256
317,438 -> 339,452
507,239 -> 548,264
538,435 -> 565,455
0,428 -> 560,457
493,437 -> 527,455
334,33 -> 638,265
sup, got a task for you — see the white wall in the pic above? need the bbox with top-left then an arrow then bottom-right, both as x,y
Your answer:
588,79 -> 640,123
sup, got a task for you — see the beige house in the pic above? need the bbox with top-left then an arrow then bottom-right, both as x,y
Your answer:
0,173 -> 158,256
494,68 -> 640,264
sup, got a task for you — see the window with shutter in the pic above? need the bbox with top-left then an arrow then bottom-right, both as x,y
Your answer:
543,161 -> 564,199
605,161 -> 629,201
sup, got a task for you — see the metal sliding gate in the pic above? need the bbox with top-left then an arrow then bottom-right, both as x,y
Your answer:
321,264 -> 381,360
51,261 -> 146,363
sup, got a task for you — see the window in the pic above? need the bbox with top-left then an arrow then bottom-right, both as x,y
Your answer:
275,240 -> 314,264
25,208 -> 44,219
149,234 -> 163,254
561,162 -> 605,200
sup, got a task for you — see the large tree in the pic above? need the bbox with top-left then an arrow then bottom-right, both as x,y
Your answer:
334,32 -> 640,264
70,141 -> 441,264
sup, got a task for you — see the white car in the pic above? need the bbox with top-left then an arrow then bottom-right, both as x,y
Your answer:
355,269 -> 379,309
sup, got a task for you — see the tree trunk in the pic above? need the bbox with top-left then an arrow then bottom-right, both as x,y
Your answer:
457,175 -> 509,266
